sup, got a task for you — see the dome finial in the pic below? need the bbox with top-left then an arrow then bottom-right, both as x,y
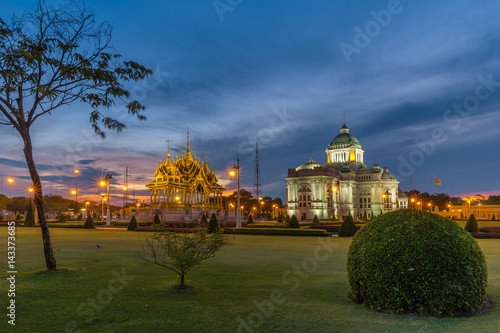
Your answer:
340,123 -> 349,134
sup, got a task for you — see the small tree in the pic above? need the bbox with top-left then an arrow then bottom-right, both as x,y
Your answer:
139,229 -> 228,289
208,213 -> 220,233
492,215 -> 496,221
153,213 -> 161,225
127,215 -> 138,231
24,200 -> 36,227
84,215 -> 95,229
289,215 -> 300,228
464,214 -> 479,233
247,214 -> 255,224
285,215 -> 291,224
338,215 -> 357,237
277,213 -> 284,223
312,214 -> 320,224
199,214 -> 208,227
58,215 -> 66,223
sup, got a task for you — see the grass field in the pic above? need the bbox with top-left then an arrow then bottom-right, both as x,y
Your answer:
1,228 -> 500,332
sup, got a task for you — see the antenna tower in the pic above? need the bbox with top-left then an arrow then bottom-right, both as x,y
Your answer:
254,142 -> 262,199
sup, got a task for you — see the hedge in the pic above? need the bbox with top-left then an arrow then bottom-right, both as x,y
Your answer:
223,228 -> 329,236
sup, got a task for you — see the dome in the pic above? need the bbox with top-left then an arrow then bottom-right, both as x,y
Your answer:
328,124 -> 362,149
296,156 -> 322,171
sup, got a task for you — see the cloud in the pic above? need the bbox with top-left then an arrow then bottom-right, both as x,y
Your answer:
77,158 -> 101,165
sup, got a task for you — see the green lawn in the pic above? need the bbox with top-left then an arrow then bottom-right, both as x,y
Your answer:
1,228 -> 500,332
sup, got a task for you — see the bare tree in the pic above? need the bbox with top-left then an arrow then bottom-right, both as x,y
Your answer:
0,1 -> 152,270
139,230 -> 228,289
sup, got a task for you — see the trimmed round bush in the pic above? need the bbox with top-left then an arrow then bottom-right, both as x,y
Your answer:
465,214 -> 479,233
58,214 -> 67,223
289,215 -> 299,228
127,215 -> 138,231
84,215 -> 95,229
347,209 -> 487,317
338,215 -> 357,237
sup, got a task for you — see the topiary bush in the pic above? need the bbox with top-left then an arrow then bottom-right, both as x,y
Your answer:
465,214 -> 479,233
347,209 -> 487,317
199,214 -> 208,227
208,213 -> 220,233
153,213 -> 161,225
289,215 -> 300,228
338,215 -> 357,237
492,215 -> 496,221
58,214 -> 67,223
285,215 -> 291,224
24,200 -> 36,227
277,213 -> 284,223
84,215 -> 95,229
127,215 -> 138,231
16,214 -> 23,221
247,214 -> 255,224
312,214 -> 320,224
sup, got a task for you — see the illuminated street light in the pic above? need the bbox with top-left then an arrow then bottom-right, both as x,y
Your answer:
74,169 -> 79,203
7,178 -> 14,198
99,174 -> 113,225
71,190 -> 77,202
229,158 -> 241,228
332,185 -> 342,222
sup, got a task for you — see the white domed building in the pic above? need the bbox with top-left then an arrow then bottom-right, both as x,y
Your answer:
286,124 -> 407,220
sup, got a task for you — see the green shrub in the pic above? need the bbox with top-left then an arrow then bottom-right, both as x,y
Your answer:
208,213 -> 220,233
127,215 -> 138,231
312,214 -> 320,224
347,209 -> 487,317
77,213 -> 82,221
83,215 -> 95,229
24,200 -> 36,227
362,212 -> 368,222
289,215 -> 300,228
285,215 -> 291,224
465,214 -> 479,233
153,213 -> 161,225
16,214 -> 23,221
199,214 -> 208,227
491,215 -> 496,221
338,215 -> 357,237
58,215 -> 66,223
247,214 -> 255,224
277,213 -> 284,223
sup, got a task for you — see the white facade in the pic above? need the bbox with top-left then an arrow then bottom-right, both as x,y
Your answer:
286,125 -> 406,220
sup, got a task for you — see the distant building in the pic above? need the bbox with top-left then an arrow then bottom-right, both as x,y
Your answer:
286,124 -> 407,220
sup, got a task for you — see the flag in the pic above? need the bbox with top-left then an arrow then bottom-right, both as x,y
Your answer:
435,177 -> 442,185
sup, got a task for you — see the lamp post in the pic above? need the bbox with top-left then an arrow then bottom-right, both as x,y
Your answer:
258,197 -> 263,218
7,178 -> 14,198
333,185 -> 342,222
229,158 -> 241,228
273,204 -> 276,219
101,193 -> 106,220
100,174 -> 112,225
417,201 -> 421,210
467,200 -> 471,217
428,202 -> 432,211
479,203 -> 481,219
74,169 -> 79,203
123,186 -> 127,218
85,201 -> 90,218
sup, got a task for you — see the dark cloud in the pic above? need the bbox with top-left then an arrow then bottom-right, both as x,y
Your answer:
77,158 -> 101,165
0,157 -> 71,171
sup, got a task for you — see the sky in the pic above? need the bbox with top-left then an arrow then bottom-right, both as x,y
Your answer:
1,0 -> 500,205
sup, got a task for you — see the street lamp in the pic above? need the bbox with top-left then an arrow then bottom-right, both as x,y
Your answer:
333,186 -> 342,222
273,204 -> 276,219
479,203 -> 481,219
229,158 -> 241,228
100,174 -> 112,225
100,194 -> 106,220
85,201 -> 90,218
71,190 -> 77,204
428,202 -> 432,211
467,200 -> 471,217
7,178 -> 14,198
123,186 -> 127,217
417,201 -> 421,210
74,169 -> 79,203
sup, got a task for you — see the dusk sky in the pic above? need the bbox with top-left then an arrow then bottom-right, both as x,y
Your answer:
1,0 -> 500,204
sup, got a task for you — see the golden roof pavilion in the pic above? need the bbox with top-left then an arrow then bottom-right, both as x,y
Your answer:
146,130 -> 225,209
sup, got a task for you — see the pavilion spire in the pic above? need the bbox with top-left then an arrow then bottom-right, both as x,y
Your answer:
185,127 -> 193,162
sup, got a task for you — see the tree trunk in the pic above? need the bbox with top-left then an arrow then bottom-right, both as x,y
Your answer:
180,273 -> 185,288
22,128 -> 57,271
